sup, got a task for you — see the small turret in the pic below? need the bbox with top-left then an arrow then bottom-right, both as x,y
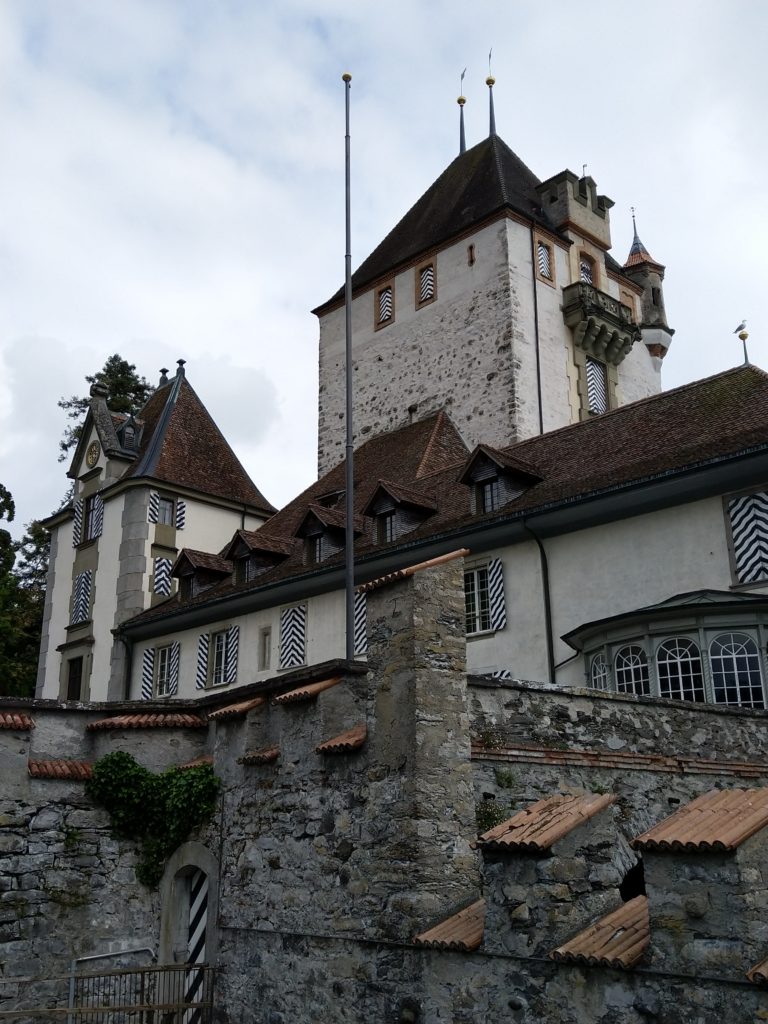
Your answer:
621,212 -> 674,361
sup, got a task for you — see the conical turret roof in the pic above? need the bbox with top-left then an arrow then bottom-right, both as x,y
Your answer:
624,221 -> 664,270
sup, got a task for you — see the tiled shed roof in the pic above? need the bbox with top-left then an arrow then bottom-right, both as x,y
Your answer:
413,899 -> 485,952
747,956 -> 768,985
273,677 -> 341,705
208,696 -> 266,721
550,896 -> 649,969
478,793 -> 615,852
86,713 -> 208,731
316,724 -> 367,754
238,746 -> 280,766
0,711 -> 34,731
632,788 -> 768,852
28,759 -> 93,780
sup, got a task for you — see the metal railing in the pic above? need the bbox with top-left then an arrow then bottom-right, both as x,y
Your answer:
0,964 -> 215,1023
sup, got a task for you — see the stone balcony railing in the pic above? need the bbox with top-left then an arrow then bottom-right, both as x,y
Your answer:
561,281 -> 640,366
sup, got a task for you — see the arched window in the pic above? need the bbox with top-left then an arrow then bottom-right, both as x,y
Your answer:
709,632 -> 765,709
589,653 -> 610,691
614,645 -> 650,696
656,638 -> 705,702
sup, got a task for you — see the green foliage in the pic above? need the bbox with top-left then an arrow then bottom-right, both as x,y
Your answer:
0,487 -> 43,698
86,751 -> 219,887
476,798 -> 511,835
494,768 -> 516,789
58,354 -> 154,461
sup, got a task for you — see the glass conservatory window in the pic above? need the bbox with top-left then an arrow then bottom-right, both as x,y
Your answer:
709,632 -> 765,709
589,653 -> 610,691
656,638 -> 705,703
614,645 -> 650,696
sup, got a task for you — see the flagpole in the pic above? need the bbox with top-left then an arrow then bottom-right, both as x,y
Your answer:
342,72 -> 355,662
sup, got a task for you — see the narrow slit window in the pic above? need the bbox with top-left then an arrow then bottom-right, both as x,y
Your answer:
376,284 -> 393,326
585,358 -> 608,415
537,241 -> 552,280
467,244 -> 476,267
418,264 -> 435,305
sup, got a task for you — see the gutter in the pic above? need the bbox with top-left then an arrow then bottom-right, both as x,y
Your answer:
522,520 -> 555,682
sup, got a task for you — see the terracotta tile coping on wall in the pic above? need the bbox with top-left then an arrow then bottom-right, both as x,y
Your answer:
0,711 -> 34,731
272,677 -> 341,705
471,743 -> 768,779
28,759 -> 93,781
316,723 -> 367,755
478,793 -> 615,853
208,696 -> 266,721
357,548 -> 470,594
238,746 -> 280,766
86,713 -> 208,731
550,896 -> 649,969
632,788 -> 768,853
747,955 -> 768,985
413,899 -> 485,952
177,755 -> 213,770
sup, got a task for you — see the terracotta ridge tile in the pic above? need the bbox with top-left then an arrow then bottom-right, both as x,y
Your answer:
272,677 -> 341,705
238,745 -> 280,766
478,793 -> 615,852
632,787 -> 768,853
177,755 -> 213,770
413,898 -> 485,952
316,723 -> 367,754
208,696 -> 266,721
550,896 -> 649,969
0,711 -> 34,731
358,548 -> 469,594
87,712 -> 208,731
28,759 -> 93,781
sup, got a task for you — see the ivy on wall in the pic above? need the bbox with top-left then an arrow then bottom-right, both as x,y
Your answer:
86,751 -> 219,886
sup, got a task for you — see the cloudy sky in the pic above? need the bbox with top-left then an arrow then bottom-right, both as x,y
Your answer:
1,1 -> 766,538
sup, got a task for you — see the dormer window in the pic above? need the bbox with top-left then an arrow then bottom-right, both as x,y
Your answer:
306,534 -> 324,566
123,425 -> 135,448
363,480 -> 437,546
378,511 -> 395,544
375,283 -> 394,329
459,445 -> 542,516
479,478 -> 500,514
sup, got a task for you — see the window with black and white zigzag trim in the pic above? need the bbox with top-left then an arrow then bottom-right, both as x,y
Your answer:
279,604 -> 307,668
728,492 -> 768,583
153,557 -> 173,596
418,264 -> 435,305
71,571 -> 92,624
376,285 -> 393,326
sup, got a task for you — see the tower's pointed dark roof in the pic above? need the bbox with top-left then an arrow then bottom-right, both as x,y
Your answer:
315,134 -> 561,312
126,371 -> 275,514
624,223 -> 663,270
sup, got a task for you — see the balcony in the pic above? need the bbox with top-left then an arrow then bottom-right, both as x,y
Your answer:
562,282 -> 640,366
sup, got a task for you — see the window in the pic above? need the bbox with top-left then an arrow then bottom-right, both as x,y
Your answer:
210,630 -> 229,687
155,645 -> 173,696
71,571 -> 92,625
579,255 -> 595,284
153,557 -> 173,596
375,283 -> 394,328
727,492 -> 768,584
467,244 -> 476,267
258,627 -> 272,672
84,496 -> 99,540
536,240 -> 553,282
479,478 -> 500,513
651,287 -> 661,307
709,632 -> 765,709
585,357 -> 608,415
66,657 -> 83,701
148,493 -> 185,528
157,496 -> 175,526
279,604 -> 307,669
465,566 -> 491,635
589,653 -> 610,691
416,262 -> 435,307
306,534 -> 323,565
614,645 -> 650,696
378,511 -> 395,544
656,638 -> 705,703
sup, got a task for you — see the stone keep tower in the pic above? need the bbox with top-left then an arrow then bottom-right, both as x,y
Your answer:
314,130 -> 673,475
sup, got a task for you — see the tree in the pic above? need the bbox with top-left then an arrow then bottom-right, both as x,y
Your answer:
57,354 -> 154,461
0,486 -> 42,698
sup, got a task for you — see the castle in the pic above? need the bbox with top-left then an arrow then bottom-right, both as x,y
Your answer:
4,95 -> 768,1022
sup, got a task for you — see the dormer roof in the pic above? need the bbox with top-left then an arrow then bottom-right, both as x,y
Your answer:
172,549 -> 232,578
458,444 -> 543,486
222,529 -> 295,562
296,503 -> 366,538
362,479 -> 438,516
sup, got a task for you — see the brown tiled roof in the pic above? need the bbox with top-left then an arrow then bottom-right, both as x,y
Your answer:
624,229 -> 663,270
127,375 -> 274,513
28,759 -> 93,780
173,550 -> 232,575
550,896 -> 649,969
315,135 -> 558,309
471,743 -> 768,780
222,530 -> 295,559
208,696 -> 266,721
178,755 -> 213,770
357,549 -> 470,594
632,788 -> 768,852
478,793 -> 615,853
0,711 -> 34,731
86,713 -> 207,731
458,443 -> 542,484
747,956 -> 768,985
316,723 -> 367,754
238,745 -> 280,766
413,899 -> 485,952
272,677 -> 341,705
361,479 -> 438,515
299,503 -> 366,535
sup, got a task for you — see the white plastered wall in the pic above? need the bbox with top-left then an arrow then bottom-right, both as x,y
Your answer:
40,517 -> 76,699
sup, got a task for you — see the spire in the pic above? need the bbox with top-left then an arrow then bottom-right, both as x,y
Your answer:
486,50 -> 496,136
458,68 -> 467,155
624,208 -> 660,268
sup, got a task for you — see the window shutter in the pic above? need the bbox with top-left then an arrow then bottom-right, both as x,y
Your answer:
225,625 -> 239,683
585,358 -> 608,414
148,492 -> 159,524
71,571 -> 92,624
279,604 -> 307,668
378,286 -> 392,323
141,648 -> 155,700
168,642 -> 181,696
93,494 -> 104,538
175,499 -> 186,530
354,591 -> 367,655
195,634 -> 209,690
419,265 -> 434,303
728,492 -> 768,583
488,557 -> 506,631
72,499 -> 83,547
153,557 -> 173,596
537,241 -> 552,279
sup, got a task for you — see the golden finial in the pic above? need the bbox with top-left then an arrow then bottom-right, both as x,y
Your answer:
342,72 -> 352,82
458,96 -> 466,106
486,75 -> 496,86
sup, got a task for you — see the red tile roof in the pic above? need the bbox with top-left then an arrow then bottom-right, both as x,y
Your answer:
0,711 -> 34,731
316,724 -> 367,754
632,788 -> 768,853
550,896 -> 649,969
478,793 -> 615,853
357,549 -> 470,594
747,956 -> 768,985
28,759 -> 93,780
208,696 -> 266,721
86,713 -> 207,731
272,677 -> 341,705
238,746 -> 280,766
413,899 -> 485,952
177,755 -> 213,770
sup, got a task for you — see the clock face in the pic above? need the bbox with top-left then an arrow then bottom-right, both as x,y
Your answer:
86,441 -> 100,468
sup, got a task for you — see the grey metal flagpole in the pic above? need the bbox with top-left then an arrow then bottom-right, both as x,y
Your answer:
342,72 -> 355,662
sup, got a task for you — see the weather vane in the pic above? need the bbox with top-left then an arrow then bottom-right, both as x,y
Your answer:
734,319 -> 749,365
